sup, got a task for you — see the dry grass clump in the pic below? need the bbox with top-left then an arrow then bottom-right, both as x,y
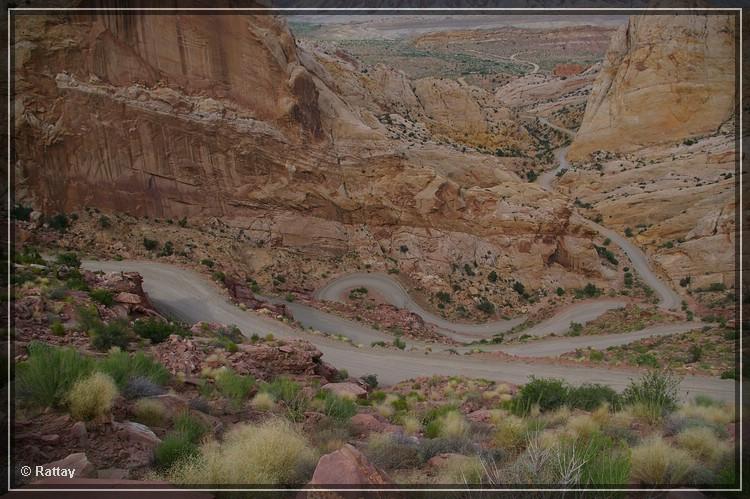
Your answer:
482,383 -> 512,401
630,436 -> 697,484
438,411 -> 470,439
565,414 -> 600,439
436,454 -> 484,484
250,392 -> 276,411
166,418 -> 318,485
494,415 -> 528,451
68,372 -> 118,421
677,403 -> 736,426
133,398 -> 168,427
541,406 -> 571,428
675,427 -> 731,466
365,432 -> 421,470
402,415 -> 422,435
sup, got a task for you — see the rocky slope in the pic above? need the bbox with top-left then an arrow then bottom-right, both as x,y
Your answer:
14,11 -> 612,313
561,13 -> 737,298
568,14 -> 736,160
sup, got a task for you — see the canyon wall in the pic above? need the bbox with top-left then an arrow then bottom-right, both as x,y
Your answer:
14,12 -> 605,290
568,13 -> 736,161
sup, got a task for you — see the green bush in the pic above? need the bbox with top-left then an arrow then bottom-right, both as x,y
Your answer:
16,343 -> 94,408
556,287 -> 565,296
90,319 -> 131,351
133,318 -> 185,344
200,259 -> 214,268
393,337 -> 406,350
11,204 -> 33,221
159,241 -> 175,257
360,374 -> 378,389
622,370 -> 680,420
316,390 -> 357,423
261,377 -> 301,405
56,252 -> 81,268
15,246 -> 45,265
173,411 -> 208,443
215,369 -> 254,406
476,298 -> 495,315
143,238 -> 158,251
98,216 -> 111,229
511,377 -> 569,415
50,320 -> 66,336
488,271 -> 498,283
567,383 -> 620,411
435,291 -> 451,303
512,281 -> 526,296
155,433 -> 200,470
97,350 -> 170,390
90,288 -> 114,306
49,213 -> 70,231
635,353 -> 659,368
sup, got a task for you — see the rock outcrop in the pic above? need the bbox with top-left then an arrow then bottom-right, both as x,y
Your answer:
568,14 -> 736,160
308,444 -> 391,486
14,11 -> 611,299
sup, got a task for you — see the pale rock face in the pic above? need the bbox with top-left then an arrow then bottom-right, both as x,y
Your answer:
413,77 -> 487,136
568,14 -> 736,160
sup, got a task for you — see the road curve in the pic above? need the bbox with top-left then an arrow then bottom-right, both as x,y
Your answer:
314,272 -> 525,341
81,260 -> 735,401
575,215 -> 682,310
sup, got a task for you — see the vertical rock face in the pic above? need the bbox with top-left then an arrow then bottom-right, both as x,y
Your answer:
568,14 -> 736,161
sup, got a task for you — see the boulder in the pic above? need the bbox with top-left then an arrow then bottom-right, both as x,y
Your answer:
321,382 -> 367,400
114,292 -> 141,305
308,444 -> 390,486
349,413 -> 387,436
114,421 -> 161,448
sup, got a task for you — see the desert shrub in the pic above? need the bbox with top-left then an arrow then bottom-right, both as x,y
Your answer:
512,281 -> 526,296
567,383 -> 620,411
15,245 -> 45,265
48,213 -> 70,231
165,419 -> 318,485
200,259 -> 214,268
511,377 -> 569,415
476,298 -> 495,315
123,376 -> 168,399
677,403 -> 735,426
621,370 -> 679,423
98,216 -> 111,229
215,369 -> 254,406
565,414 -> 600,439
133,318 -> 185,344
261,377 -> 301,404
630,437 -> 697,485
97,350 -> 170,390
250,392 -> 276,411
366,432 -> 421,470
360,374 -> 378,389
133,398 -> 168,427
159,241 -> 174,257
494,415 -> 528,451
173,411 -> 208,443
56,252 -> 81,268
439,454 -> 484,484
90,288 -> 114,306
16,343 -> 94,408
435,291 -> 451,303
417,437 -> 474,462
675,427 -> 729,466
556,287 -> 565,296
488,270 -> 498,283
90,319 -> 131,351
143,238 -> 158,251
50,320 -> 66,336
402,415 -> 422,435
11,204 -> 33,221
68,372 -> 118,421
155,433 -> 200,470
635,353 -> 660,368
393,337 -> 406,350
316,390 -> 357,423
435,410 -> 470,439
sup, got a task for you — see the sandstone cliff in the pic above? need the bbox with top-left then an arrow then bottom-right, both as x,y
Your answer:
14,12 -> 610,306
568,14 -> 736,161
